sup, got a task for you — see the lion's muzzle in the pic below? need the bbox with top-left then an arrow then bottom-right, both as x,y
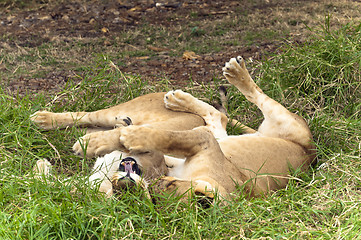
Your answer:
111,157 -> 145,193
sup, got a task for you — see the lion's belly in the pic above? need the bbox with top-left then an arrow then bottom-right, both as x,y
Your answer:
218,135 -> 308,192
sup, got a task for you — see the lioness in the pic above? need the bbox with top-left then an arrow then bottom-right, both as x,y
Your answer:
31,56 -> 315,202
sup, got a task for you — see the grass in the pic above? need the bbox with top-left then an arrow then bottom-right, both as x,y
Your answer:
1,18 -> 361,239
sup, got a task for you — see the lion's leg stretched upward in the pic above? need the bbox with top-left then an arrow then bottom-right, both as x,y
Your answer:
223,56 -> 314,155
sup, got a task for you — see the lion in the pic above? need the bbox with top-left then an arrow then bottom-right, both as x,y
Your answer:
31,56 -> 315,203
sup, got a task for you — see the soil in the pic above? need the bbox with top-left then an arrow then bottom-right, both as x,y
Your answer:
1,0 -> 361,96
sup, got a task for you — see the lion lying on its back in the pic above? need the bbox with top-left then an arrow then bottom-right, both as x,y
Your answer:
31,56 -> 315,203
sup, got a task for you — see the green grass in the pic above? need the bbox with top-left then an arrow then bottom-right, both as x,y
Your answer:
1,21 -> 361,239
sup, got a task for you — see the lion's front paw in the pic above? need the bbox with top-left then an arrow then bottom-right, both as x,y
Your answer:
73,129 -> 122,158
119,126 -> 154,153
30,111 -> 57,130
151,177 -> 215,206
164,90 -> 195,112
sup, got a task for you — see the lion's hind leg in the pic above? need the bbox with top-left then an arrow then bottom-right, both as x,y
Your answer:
31,109 -> 133,130
223,56 -> 314,152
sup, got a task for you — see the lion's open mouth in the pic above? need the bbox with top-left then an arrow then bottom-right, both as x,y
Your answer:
119,157 -> 142,179
111,157 -> 143,192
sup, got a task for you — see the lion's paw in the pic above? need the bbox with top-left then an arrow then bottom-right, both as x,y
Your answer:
151,177 -> 215,207
222,56 -> 248,84
222,56 -> 261,96
33,159 -> 52,176
73,129 -> 122,158
114,116 -> 132,128
164,90 -> 196,112
30,111 -> 57,130
119,126 -> 154,153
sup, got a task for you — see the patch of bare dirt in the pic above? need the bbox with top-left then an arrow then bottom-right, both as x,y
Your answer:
1,0 -> 361,96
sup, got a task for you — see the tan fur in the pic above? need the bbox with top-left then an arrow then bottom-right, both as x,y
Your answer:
31,92 -> 202,130
31,92 -> 206,158
116,56 -> 315,201
31,56 -> 315,202
31,93 -> 209,196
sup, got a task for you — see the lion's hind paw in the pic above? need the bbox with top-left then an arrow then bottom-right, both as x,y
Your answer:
222,56 -> 246,80
30,111 -> 57,130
